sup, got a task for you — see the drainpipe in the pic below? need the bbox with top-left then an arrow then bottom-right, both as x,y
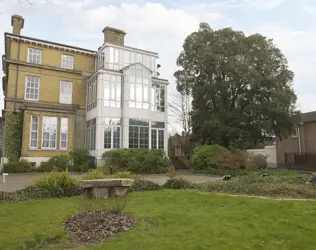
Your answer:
13,38 -> 21,112
298,125 -> 302,154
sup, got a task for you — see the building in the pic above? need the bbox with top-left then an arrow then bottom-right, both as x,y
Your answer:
276,111 -> 316,169
2,15 -> 168,166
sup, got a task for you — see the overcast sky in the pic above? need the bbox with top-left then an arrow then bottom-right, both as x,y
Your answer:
1,0 -> 316,120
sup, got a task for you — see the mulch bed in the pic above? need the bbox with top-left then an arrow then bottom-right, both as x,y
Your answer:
63,211 -> 134,244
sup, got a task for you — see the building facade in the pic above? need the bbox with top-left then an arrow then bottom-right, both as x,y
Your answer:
2,15 -> 168,166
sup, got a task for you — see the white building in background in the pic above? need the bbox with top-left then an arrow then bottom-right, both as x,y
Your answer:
86,27 -> 168,164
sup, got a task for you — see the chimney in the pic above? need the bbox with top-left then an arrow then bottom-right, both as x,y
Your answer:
102,26 -> 126,46
11,15 -> 24,35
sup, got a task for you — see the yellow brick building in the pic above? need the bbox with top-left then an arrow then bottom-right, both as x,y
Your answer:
3,15 -> 95,166
2,14 -> 169,167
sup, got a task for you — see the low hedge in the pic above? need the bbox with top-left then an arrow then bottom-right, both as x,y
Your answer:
129,179 -> 161,192
163,178 -> 193,190
103,149 -> 171,174
2,159 -> 36,173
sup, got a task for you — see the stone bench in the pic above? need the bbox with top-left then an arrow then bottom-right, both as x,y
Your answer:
81,179 -> 134,199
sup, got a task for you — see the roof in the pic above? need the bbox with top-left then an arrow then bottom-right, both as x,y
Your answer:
4,32 -> 96,54
302,111 -> 316,123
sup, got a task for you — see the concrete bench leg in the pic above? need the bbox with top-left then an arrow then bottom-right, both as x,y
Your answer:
86,187 -> 109,199
109,187 -> 129,197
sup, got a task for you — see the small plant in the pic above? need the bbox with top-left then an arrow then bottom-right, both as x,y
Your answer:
115,171 -> 136,179
246,153 -> 267,170
163,178 -> 192,189
79,196 -> 127,214
191,145 -> 229,170
2,159 -> 36,173
35,171 -> 81,197
70,149 -> 89,170
37,155 -> 73,172
129,179 -> 161,192
83,168 -> 106,180
166,165 -> 177,178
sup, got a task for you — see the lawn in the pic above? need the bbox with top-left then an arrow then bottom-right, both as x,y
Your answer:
1,190 -> 316,250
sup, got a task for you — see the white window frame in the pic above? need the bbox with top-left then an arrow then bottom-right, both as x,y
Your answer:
292,125 -> 299,138
29,115 -> 39,149
59,81 -> 73,104
42,116 -> 58,149
27,48 -> 41,64
25,76 -> 40,101
60,117 -> 68,150
151,128 -> 164,149
61,54 -> 74,70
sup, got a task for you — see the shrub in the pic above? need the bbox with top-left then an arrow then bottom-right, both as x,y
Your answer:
37,155 -> 73,172
246,153 -> 267,170
163,178 -> 193,189
191,145 -> 229,170
83,168 -> 106,180
70,149 -> 89,169
216,151 -> 247,169
199,167 -> 251,177
129,179 -> 161,192
79,196 -> 127,214
35,171 -> 81,197
103,149 -> 171,174
2,159 -> 36,173
166,165 -> 177,178
115,171 -> 136,179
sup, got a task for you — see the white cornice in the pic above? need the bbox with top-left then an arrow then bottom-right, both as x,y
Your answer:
6,34 -> 96,56
98,43 -> 159,58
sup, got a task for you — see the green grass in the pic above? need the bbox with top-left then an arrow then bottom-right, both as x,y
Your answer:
1,190 -> 316,250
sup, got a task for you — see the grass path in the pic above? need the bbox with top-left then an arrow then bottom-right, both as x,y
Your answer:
1,190 -> 316,250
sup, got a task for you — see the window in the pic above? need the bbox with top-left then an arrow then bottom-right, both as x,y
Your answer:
292,125 -> 299,138
151,81 -> 165,112
25,76 -> 40,101
28,48 -> 41,64
86,118 -> 96,150
60,118 -> 68,149
151,122 -> 165,149
87,75 -> 97,111
104,118 -> 121,149
129,119 -> 149,149
42,116 -> 57,149
128,64 -> 150,109
60,81 -> 72,104
104,74 -> 121,108
61,54 -> 74,69
29,116 -> 39,149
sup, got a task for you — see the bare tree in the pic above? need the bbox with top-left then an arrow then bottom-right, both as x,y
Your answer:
169,90 -> 192,157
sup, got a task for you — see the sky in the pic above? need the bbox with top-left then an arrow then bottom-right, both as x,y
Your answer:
1,0 -> 316,124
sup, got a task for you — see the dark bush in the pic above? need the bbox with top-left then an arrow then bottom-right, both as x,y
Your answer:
129,179 -> 161,192
70,148 -> 89,169
163,178 -> 193,189
37,155 -> 73,172
191,145 -> 228,170
2,159 -> 36,173
103,149 -> 171,174
216,151 -> 247,169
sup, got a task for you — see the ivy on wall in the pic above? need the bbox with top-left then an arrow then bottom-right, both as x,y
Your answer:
4,111 -> 23,162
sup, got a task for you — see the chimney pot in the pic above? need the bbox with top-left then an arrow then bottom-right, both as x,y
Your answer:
102,26 -> 126,46
11,15 -> 24,35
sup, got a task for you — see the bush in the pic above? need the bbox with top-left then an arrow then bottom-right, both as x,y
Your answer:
115,171 -> 136,179
2,159 -> 36,173
163,178 -> 193,189
166,165 -> 177,178
70,149 -> 89,170
37,155 -> 73,172
216,151 -> 247,169
191,145 -> 229,170
246,153 -> 267,170
129,179 -> 161,192
35,171 -> 81,197
103,149 -> 171,174
83,168 -> 106,180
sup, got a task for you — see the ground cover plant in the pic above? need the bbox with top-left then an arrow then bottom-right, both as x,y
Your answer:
1,191 -> 316,250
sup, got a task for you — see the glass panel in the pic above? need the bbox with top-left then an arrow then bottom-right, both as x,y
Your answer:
152,122 -> 165,128
136,84 -> 142,102
113,127 -> 120,148
151,130 -> 157,149
104,127 -> 112,149
143,85 -> 148,102
158,130 -> 164,149
130,83 -> 135,100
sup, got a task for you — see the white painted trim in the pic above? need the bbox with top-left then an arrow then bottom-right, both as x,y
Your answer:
61,54 -> 74,70
6,34 -> 96,56
29,115 -> 39,149
59,81 -> 73,104
60,117 -> 68,150
27,47 -> 42,64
